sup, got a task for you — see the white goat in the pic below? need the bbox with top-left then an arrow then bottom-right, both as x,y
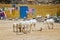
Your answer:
44,18 -> 54,29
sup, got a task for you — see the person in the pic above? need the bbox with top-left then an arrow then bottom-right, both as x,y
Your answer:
0,9 -> 6,19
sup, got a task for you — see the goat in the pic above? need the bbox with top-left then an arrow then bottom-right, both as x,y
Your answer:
44,18 -> 54,29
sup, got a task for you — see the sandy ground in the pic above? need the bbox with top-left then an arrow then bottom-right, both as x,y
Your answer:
0,20 -> 60,40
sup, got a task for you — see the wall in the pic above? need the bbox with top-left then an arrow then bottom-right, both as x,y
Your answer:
0,4 -> 60,18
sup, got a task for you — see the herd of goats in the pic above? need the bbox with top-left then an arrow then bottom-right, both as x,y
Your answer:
13,16 -> 54,34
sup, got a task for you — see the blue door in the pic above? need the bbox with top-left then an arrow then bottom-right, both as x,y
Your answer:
20,6 -> 28,18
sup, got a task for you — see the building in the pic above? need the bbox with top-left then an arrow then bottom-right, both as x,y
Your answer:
0,0 -> 60,4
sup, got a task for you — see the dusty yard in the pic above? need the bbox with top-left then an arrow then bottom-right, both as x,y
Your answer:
0,20 -> 60,40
